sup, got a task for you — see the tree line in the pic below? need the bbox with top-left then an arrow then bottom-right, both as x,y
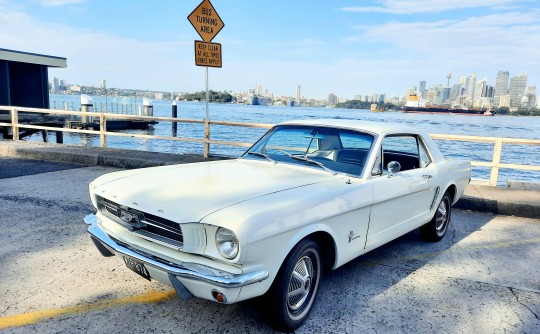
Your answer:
183,90 -> 234,103
335,100 -> 399,110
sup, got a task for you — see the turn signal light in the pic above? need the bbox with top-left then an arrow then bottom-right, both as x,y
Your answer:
212,290 -> 227,303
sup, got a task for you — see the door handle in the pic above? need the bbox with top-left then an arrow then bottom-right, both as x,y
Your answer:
423,174 -> 433,179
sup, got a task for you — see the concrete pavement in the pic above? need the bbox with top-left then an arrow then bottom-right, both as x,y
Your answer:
0,159 -> 538,333
1,140 -> 538,218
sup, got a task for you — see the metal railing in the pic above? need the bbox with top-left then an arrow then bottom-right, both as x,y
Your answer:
1,106 -> 539,187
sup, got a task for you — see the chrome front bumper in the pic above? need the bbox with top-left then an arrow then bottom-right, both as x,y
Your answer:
84,214 -> 269,293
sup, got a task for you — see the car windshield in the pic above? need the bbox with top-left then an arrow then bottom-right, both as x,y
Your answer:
242,125 -> 375,177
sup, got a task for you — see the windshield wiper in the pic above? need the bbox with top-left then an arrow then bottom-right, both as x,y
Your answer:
289,155 -> 336,175
246,151 -> 275,163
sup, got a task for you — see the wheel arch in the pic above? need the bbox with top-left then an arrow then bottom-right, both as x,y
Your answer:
273,229 -> 337,282
445,184 -> 457,204
307,231 -> 337,272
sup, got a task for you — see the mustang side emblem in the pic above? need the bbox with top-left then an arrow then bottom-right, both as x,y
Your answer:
348,230 -> 360,243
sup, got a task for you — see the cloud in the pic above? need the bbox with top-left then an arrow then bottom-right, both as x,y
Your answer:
341,0 -> 524,14
356,11 -> 540,55
340,10 -> 540,92
39,0 -> 85,7
0,4 -> 196,92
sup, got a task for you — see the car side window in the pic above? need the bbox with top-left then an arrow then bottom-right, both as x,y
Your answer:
377,134 -> 430,172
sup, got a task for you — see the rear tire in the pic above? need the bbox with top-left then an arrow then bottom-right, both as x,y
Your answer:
265,238 -> 322,332
420,191 -> 452,242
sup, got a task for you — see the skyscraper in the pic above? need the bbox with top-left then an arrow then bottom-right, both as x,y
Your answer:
462,73 -> 477,100
508,73 -> 528,107
296,84 -> 301,105
474,78 -> 487,101
327,93 -> 338,106
101,79 -> 107,89
449,83 -> 464,103
418,81 -> 426,99
494,70 -> 510,105
437,87 -> 450,105
52,77 -> 59,92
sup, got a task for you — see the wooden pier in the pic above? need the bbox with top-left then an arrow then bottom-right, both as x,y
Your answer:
0,111 -> 157,143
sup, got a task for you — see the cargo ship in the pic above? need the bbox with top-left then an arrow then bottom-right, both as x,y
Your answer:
403,94 -> 494,116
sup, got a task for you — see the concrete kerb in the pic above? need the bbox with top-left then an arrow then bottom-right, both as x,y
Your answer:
1,140 -> 538,219
0,141 -> 224,169
457,184 -> 540,219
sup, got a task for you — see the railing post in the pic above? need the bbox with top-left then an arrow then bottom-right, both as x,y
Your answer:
10,107 -> 19,141
203,119 -> 210,158
489,139 -> 503,186
172,101 -> 178,134
100,111 -> 107,147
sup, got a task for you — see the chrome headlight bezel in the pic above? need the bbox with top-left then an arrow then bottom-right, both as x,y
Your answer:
215,227 -> 239,260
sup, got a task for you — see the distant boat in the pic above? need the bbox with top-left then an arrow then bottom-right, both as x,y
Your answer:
402,94 -> 495,116
245,95 -> 269,106
370,103 -> 385,112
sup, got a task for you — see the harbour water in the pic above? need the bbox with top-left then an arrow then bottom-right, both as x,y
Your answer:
41,94 -> 540,184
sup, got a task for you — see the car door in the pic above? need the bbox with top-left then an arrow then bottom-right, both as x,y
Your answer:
365,134 -> 439,249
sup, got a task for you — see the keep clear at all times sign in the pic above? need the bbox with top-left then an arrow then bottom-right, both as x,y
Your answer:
188,0 -> 224,68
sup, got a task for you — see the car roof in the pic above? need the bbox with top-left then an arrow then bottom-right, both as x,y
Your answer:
278,119 -> 426,137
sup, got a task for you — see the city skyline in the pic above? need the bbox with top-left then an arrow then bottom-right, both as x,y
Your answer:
51,67 -> 538,110
7,1 -> 538,99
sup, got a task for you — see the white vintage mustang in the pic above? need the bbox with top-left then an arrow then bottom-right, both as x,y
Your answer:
84,119 -> 470,331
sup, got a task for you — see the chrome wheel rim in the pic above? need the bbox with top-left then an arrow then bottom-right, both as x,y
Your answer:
287,255 -> 314,312
435,200 -> 448,232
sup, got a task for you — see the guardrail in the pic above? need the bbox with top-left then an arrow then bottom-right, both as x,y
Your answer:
1,106 -> 539,187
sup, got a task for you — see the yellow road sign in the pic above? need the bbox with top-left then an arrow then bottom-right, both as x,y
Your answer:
187,0 -> 224,43
194,41 -> 222,68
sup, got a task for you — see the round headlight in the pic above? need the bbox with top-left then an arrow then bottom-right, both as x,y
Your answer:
216,228 -> 239,259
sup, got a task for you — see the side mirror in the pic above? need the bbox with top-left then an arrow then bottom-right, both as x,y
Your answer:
387,161 -> 401,176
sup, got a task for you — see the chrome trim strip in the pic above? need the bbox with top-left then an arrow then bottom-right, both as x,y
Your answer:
141,219 -> 182,236
84,214 -> 269,288
133,229 -> 184,250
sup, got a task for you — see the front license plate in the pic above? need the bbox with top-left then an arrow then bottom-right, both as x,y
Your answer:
123,256 -> 151,281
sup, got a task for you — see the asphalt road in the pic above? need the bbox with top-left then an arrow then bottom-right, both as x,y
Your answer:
0,157 -> 539,333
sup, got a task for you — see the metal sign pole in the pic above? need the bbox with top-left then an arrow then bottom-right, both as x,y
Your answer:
188,0 -> 224,157
203,66 -> 210,157
205,66 -> 209,120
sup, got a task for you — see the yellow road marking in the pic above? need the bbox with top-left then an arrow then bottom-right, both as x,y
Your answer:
0,290 -> 176,330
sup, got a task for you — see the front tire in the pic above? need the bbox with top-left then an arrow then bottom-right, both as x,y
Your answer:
266,238 -> 322,332
420,191 -> 452,242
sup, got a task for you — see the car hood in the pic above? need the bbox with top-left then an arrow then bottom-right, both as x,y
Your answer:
94,159 -> 342,223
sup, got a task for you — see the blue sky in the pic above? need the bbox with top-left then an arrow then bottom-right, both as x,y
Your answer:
1,0 -> 539,99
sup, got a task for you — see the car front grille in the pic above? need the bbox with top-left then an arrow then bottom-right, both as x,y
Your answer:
96,196 -> 183,249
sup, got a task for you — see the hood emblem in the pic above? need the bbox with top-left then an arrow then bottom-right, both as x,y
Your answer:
119,210 -> 144,230
120,210 -> 138,223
